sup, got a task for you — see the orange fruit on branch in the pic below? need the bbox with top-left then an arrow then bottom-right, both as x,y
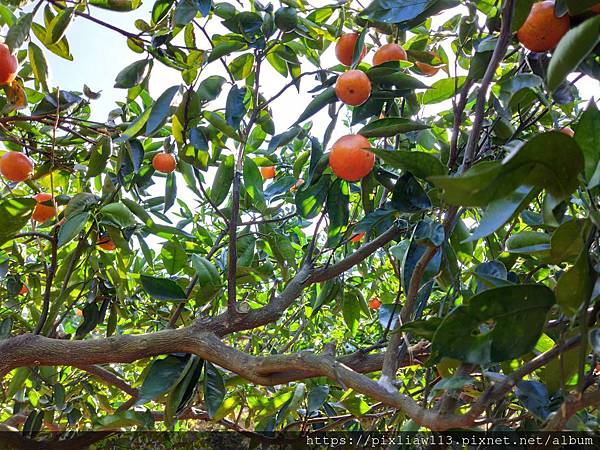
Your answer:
350,232 -> 366,243
335,70 -> 371,106
0,43 -> 18,85
368,297 -> 381,310
590,3 -> 600,13
517,1 -> 570,53
152,152 -> 176,173
0,151 -> 33,183
97,235 -> 116,251
32,193 -> 57,223
373,43 -> 407,66
260,166 -> 276,180
415,61 -> 442,77
19,284 -> 28,295
335,33 -> 367,66
328,134 -> 374,182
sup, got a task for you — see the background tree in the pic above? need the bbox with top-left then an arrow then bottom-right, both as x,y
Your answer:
0,0 -> 599,439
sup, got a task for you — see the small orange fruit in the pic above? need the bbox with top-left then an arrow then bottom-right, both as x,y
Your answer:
328,134 -> 374,182
350,232 -> 366,243
32,193 -> 57,223
415,61 -> 442,77
368,297 -> 381,310
517,1 -> 570,53
19,284 -> 28,295
0,43 -> 18,85
335,33 -> 367,66
290,178 -> 304,191
590,4 -> 600,13
260,166 -> 276,180
76,308 -> 83,317
0,151 -> 33,183
559,126 -> 574,137
373,43 -> 407,66
335,70 -> 372,106
97,235 -> 116,251
152,152 -> 176,173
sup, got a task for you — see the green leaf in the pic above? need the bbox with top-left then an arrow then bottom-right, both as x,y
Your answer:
575,101 -> 600,184
46,7 -> 74,45
28,42 -> 49,92
197,75 -> 227,101
370,148 -> 445,180
295,174 -> 331,219
326,179 -> 349,247
31,22 -> 73,60
6,13 -> 33,51
294,87 -> 337,124
146,85 -> 181,136
464,185 -> 535,242
57,212 -> 89,247
210,154 -> 234,206
555,250 -> 592,316
506,231 -> 551,255
137,354 -> 189,404
203,111 -> 240,140
99,203 -> 136,228
88,137 -> 112,177
359,118 -> 429,138
342,291 -> 361,335
0,198 -> 36,245
366,67 -> 428,90
191,254 -> 221,286
204,362 -> 225,418
140,275 -> 187,301
207,40 -> 245,63
225,85 -> 247,129
431,285 -> 555,365
268,126 -> 302,152
160,241 -> 187,274
547,16 -> 600,92
114,59 -> 149,89
89,0 -> 142,11
306,385 -> 329,414
228,53 -> 254,80
243,157 -> 266,210
422,76 -> 466,104
431,132 -> 583,206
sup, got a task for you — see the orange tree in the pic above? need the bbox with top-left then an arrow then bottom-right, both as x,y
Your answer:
0,0 -> 600,436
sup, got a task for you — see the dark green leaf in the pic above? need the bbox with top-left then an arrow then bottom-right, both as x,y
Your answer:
210,155 -> 234,206
146,85 -> 181,135
140,275 -> 187,301
359,118 -> 429,138
295,87 -> 337,124
371,148 -> 446,180
137,354 -> 190,404
431,285 -> 555,365
114,59 -> 149,89
57,212 -> 89,247
204,361 -> 225,418
0,198 -> 36,245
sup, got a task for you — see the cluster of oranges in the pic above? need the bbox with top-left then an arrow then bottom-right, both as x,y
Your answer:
517,1 -> 600,52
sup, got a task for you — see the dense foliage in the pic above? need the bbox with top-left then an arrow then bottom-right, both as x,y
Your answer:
1,0 -> 600,438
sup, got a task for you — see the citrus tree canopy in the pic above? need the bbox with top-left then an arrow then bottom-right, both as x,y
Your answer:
1,0 -> 600,438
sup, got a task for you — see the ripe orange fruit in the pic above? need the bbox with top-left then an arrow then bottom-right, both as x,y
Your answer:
590,4 -> 600,13
559,126 -> 574,137
152,152 -> 176,173
335,70 -> 372,106
0,151 -> 33,183
329,134 -> 374,182
335,33 -> 367,66
260,166 -> 276,180
0,43 -> 18,85
97,235 -> 116,251
76,308 -> 83,317
373,43 -> 407,66
350,232 -> 366,243
368,297 -> 381,310
290,178 -> 304,191
517,1 -> 570,53
32,193 -> 57,223
19,284 -> 28,295
415,61 -> 441,77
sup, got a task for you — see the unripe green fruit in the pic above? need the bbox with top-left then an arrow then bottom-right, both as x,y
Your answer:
274,7 -> 298,32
